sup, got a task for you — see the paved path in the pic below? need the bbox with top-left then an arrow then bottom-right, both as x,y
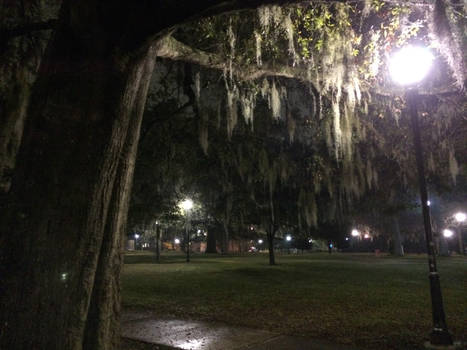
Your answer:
122,310 -> 356,350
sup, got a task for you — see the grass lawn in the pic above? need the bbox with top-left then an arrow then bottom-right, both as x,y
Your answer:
122,252 -> 466,350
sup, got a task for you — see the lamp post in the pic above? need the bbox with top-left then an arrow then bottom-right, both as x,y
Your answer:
134,233 -> 140,250
180,199 -> 193,263
285,234 -> 292,254
453,212 -> 466,255
389,46 -> 453,347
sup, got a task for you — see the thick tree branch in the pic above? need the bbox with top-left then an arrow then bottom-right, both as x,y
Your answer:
155,35 -> 318,84
156,36 -> 463,98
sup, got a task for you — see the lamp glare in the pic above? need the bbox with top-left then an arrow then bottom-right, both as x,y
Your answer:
180,199 -> 193,211
443,229 -> 453,238
389,46 -> 434,86
454,212 -> 466,223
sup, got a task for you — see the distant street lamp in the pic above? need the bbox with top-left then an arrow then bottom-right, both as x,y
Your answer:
286,235 -> 292,241
134,233 -> 140,250
258,239 -> 263,244
351,229 -> 360,237
389,45 -> 453,346
454,212 -> 466,223
180,199 -> 193,262
174,238 -> 181,245
442,229 -> 454,239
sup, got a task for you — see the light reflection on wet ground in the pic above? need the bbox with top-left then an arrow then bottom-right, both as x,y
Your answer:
122,310 -> 357,350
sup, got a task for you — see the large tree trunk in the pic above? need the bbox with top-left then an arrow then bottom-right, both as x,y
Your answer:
82,46 -> 157,350
267,224 -> 276,266
221,221 -> 230,254
155,224 -> 161,263
438,234 -> 450,256
392,216 -> 404,256
0,2 -> 158,347
0,0 -> 61,194
206,223 -> 218,253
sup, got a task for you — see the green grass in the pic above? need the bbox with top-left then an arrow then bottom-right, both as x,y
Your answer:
122,252 -> 467,350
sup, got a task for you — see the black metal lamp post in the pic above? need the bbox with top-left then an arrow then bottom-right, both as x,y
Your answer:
406,90 -> 453,346
389,46 -> 454,347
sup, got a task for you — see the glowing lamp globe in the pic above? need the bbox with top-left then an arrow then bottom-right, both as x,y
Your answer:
286,235 -> 292,242
454,212 -> 466,223
442,229 -> 453,238
180,199 -> 193,211
351,229 -> 360,237
174,238 -> 180,244
389,46 -> 434,86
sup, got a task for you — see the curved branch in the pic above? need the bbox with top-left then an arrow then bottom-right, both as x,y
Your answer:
156,36 -> 464,99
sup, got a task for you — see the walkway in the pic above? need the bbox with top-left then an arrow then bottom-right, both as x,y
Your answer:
122,310 -> 357,350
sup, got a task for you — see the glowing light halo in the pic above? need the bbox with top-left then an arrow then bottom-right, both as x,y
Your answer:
442,229 -> 454,238
389,46 -> 434,86
180,198 -> 193,211
454,212 -> 466,223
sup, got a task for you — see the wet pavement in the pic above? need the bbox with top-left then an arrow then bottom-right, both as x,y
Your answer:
122,310 -> 356,350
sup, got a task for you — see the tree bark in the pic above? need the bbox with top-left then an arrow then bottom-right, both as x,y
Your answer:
206,224 -> 218,253
267,224 -> 276,266
457,228 -> 464,255
438,234 -> 450,256
0,0 -> 61,194
392,216 -> 404,256
222,221 -> 230,254
0,1 -> 158,346
83,44 -> 157,350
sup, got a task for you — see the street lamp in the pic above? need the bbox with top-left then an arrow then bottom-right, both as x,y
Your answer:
389,45 -> 453,346
180,199 -> 193,262
442,229 -> 454,238
351,229 -> 360,237
454,212 -> 466,223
